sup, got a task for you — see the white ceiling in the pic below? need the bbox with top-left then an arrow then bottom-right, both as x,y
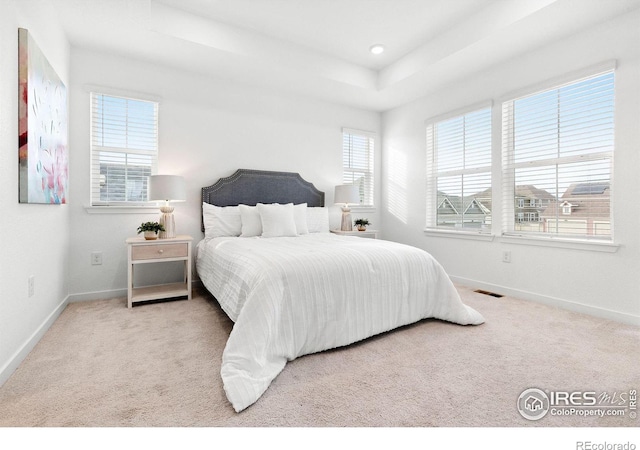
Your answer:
153,0 -> 496,71
51,0 -> 640,111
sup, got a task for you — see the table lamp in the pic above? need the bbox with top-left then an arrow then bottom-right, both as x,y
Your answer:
334,184 -> 360,231
148,175 -> 186,239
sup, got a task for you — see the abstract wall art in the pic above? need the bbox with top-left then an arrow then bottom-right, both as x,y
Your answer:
18,28 -> 68,204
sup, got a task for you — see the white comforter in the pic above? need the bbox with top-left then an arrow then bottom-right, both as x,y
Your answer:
196,233 -> 484,412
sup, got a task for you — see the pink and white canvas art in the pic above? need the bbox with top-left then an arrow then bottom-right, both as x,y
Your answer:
18,28 -> 68,204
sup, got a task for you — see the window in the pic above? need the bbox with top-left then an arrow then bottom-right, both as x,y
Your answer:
502,70 -> 614,239
426,106 -> 492,231
342,128 -> 375,206
90,93 -> 158,205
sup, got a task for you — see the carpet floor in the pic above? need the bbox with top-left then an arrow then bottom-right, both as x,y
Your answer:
0,285 -> 637,427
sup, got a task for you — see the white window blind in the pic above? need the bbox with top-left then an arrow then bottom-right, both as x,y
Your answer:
342,128 -> 375,206
426,107 -> 492,231
90,93 -> 158,205
502,70 -> 614,240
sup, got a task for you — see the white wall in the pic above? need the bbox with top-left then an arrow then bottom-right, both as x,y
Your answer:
0,0 -> 70,384
67,49 -> 381,298
381,11 -> 640,324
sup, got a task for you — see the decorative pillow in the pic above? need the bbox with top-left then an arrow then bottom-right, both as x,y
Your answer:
202,203 -> 241,238
257,203 -> 298,238
306,207 -> 330,233
239,204 -> 262,237
293,203 -> 309,235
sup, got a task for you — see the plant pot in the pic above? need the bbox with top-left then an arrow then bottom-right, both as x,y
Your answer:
357,226 -> 367,231
144,231 -> 158,240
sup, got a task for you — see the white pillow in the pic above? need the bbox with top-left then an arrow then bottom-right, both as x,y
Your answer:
257,203 -> 298,238
306,207 -> 330,233
239,204 -> 262,237
202,203 -> 241,238
293,203 -> 309,235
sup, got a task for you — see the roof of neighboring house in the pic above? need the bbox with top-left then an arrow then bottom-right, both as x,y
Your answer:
514,185 -> 557,201
451,185 -> 555,215
437,182 -> 610,221
541,182 -> 610,219
437,193 -> 489,217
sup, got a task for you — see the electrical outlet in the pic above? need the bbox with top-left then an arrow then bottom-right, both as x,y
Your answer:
502,251 -> 511,263
91,252 -> 103,265
28,276 -> 35,297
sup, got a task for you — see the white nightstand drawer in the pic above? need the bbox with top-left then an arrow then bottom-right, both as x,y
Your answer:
131,242 -> 188,261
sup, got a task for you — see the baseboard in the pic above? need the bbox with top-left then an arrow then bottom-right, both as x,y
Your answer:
451,276 -> 639,326
68,280 -> 204,303
68,288 -> 128,303
0,295 -> 70,387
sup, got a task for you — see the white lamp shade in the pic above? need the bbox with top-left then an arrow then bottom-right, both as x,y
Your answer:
334,184 -> 360,205
148,175 -> 186,202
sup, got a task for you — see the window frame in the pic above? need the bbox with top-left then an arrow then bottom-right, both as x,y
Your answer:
425,102 -> 493,235
89,91 -> 159,207
500,68 -> 615,242
342,128 -> 376,208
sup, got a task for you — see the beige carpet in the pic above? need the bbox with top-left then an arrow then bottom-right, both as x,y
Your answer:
0,285 -> 637,427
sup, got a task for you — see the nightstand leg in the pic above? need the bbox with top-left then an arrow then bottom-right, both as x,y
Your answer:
186,253 -> 192,301
127,257 -> 133,309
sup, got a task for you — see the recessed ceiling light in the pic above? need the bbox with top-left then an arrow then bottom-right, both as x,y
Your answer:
369,44 -> 385,55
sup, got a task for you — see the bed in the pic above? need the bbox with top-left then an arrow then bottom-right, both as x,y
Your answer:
196,169 -> 485,412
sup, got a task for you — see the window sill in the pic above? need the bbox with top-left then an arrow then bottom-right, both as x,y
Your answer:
350,205 -> 376,214
423,228 -> 495,242
500,234 -> 619,253
84,205 -> 159,215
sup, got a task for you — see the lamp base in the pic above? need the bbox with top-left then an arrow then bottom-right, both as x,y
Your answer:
158,206 -> 176,239
340,206 -> 353,231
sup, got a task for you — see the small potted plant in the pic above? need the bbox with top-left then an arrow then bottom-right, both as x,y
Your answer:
354,218 -> 370,231
137,221 -> 165,240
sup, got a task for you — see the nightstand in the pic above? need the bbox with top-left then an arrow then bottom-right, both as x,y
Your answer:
126,234 -> 193,308
330,229 -> 378,239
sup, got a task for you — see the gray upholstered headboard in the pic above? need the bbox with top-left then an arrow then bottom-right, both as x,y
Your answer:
201,169 -> 325,231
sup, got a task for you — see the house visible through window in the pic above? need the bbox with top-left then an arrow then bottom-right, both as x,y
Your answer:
342,128 -> 375,206
502,70 -> 614,239
90,93 -> 158,205
426,106 -> 492,231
